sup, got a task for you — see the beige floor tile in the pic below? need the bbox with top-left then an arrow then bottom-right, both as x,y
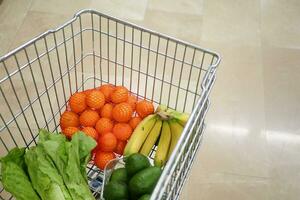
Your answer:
201,0 -> 261,46
134,10 -> 203,45
148,0 -> 204,16
30,0 -> 91,16
261,0 -> 300,48
90,0 -> 148,21
0,0 -> 32,56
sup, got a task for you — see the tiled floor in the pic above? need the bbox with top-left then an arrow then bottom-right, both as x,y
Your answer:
1,0 -> 300,199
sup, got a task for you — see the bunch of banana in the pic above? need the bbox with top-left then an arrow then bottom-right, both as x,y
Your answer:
123,105 -> 189,167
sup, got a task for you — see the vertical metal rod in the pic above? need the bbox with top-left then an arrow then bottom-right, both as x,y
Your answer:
12,55 -> 40,138
151,37 -> 160,101
43,37 -> 62,123
70,22 -> 79,91
137,30 -> 143,97
107,18 -> 110,83
23,48 -> 48,130
91,13 -> 96,88
122,25 -> 126,86
62,27 -> 72,95
175,45 -> 187,110
53,32 -> 67,105
130,27 -> 134,92
99,15 -> 103,84
183,49 -> 196,112
115,21 -> 118,85
159,39 -> 170,103
144,34 -> 152,98
79,15 -> 85,90
167,43 -> 178,107
33,42 -> 57,129
192,52 -> 205,109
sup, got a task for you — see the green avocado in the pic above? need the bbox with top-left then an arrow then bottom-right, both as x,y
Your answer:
103,181 -> 128,200
129,166 -> 161,197
110,167 -> 127,183
125,153 -> 150,177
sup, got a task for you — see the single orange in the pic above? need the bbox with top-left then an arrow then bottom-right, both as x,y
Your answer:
83,89 -> 94,96
126,94 -> 138,110
95,118 -> 114,134
114,140 -> 127,155
86,90 -> 105,109
79,109 -> 100,127
62,127 -> 80,139
100,103 -> 114,119
110,86 -> 129,104
98,132 -> 117,152
82,127 -> 99,140
129,116 -> 142,129
99,84 -> 115,102
112,123 -> 133,141
69,92 -> 87,113
136,100 -> 154,118
60,111 -> 80,129
94,151 -> 116,170
112,102 -> 133,123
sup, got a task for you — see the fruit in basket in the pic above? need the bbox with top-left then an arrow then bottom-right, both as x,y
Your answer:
114,140 -> 126,155
136,100 -> 154,118
100,103 -> 114,119
86,90 -> 105,109
62,126 -> 80,139
79,109 -> 100,127
167,119 -> 184,159
154,121 -> 171,167
124,114 -> 157,156
82,127 -> 98,140
113,123 -> 133,141
95,117 -> 114,134
60,111 -> 80,129
103,181 -> 128,200
129,116 -> 142,129
111,86 -> 129,103
94,151 -> 116,170
129,166 -> 162,197
69,92 -> 87,113
138,194 -> 151,200
125,153 -> 151,177
99,84 -> 115,101
127,94 -> 138,110
112,102 -> 133,122
110,168 -> 128,183
98,133 -> 117,152
140,118 -> 162,156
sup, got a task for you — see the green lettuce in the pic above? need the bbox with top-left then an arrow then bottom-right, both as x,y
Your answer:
0,147 -> 40,200
39,129 -> 96,200
25,145 -> 72,200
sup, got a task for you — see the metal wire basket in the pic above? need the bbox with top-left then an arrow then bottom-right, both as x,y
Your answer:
0,9 -> 220,200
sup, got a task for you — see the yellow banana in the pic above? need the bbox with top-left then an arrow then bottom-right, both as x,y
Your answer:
140,118 -> 163,156
167,119 -> 184,159
166,108 -> 189,126
156,104 -> 168,112
124,114 -> 157,156
154,121 -> 171,167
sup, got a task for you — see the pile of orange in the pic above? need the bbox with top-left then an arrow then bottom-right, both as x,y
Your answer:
59,84 -> 154,170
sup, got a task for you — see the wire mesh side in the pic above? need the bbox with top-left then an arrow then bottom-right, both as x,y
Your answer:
0,10 -> 220,200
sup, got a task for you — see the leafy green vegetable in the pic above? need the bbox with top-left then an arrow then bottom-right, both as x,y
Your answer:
39,129 -> 96,200
25,146 -> 72,200
1,148 -> 40,200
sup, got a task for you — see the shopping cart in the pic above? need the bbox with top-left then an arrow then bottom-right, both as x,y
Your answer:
0,9 -> 220,200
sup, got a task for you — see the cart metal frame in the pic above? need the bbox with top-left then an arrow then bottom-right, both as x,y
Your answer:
0,9 -> 220,200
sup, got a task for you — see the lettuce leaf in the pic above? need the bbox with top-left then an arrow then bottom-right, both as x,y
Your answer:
25,145 -> 72,200
39,130 -> 96,200
1,147 -> 41,200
